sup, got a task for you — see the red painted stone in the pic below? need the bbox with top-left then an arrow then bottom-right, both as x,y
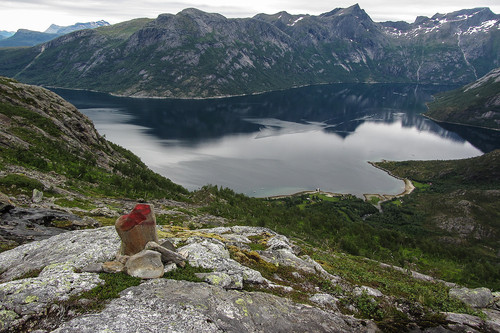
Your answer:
116,204 -> 153,231
115,204 -> 158,256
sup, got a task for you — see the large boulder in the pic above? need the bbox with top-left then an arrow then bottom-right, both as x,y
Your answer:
0,226 -> 119,282
449,287 -> 494,308
125,250 -> 164,279
52,279 -> 378,332
0,207 -> 87,244
0,263 -> 103,333
115,204 -> 158,256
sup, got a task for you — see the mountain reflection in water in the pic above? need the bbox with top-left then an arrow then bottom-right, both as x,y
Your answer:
51,84 -> 497,197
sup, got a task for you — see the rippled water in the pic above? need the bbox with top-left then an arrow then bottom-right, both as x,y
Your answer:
52,83 -> 499,197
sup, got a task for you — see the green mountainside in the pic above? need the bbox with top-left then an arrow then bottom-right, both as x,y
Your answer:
0,6 -> 498,97
426,67 -> 500,129
0,76 -> 187,202
0,78 -> 499,331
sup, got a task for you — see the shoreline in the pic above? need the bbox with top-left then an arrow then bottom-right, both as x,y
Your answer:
44,81 -> 436,101
267,190 -> 347,200
364,162 -> 415,204
422,114 -> 500,132
267,162 -> 415,204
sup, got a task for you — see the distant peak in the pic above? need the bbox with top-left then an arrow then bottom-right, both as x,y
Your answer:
320,3 -> 370,19
179,7 -> 203,14
44,24 -> 62,34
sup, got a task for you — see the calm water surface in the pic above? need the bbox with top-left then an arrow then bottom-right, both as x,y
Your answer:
51,84 -> 499,197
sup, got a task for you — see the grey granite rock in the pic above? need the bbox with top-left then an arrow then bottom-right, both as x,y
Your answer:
178,238 -> 268,285
310,293 -> 339,310
195,272 -> 243,290
0,226 -> 119,282
449,287 -> 493,308
52,279 -> 377,333
32,189 -> 43,203
444,312 -> 488,332
81,263 -> 103,273
159,239 -> 176,252
125,250 -> 164,279
0,263 -> 103,333
164,263 -> 177,273
354,286 -> 383,297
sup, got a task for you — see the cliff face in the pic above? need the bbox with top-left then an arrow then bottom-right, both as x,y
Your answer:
0,6 -> 498,97
426,67 -> 500,129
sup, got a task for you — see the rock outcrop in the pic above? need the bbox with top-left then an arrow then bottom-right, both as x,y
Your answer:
0,225 -> 378,332
450,287 -> 494,308
1,223 -> 499,332
0,206 -> 97,245
52,278 -> 377,333
0,226 -> 119,283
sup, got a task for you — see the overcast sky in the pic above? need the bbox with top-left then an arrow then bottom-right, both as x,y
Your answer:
1,0 -> 499,32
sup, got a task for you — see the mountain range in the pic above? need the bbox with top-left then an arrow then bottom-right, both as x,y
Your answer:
0,5 -> 498,98
0,20 -> 109,47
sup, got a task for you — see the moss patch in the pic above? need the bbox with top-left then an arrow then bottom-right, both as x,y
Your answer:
70,272 -> 142,312
163,263 -> 212,282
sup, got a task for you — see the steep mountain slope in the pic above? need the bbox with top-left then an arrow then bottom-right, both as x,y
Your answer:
0,5 -> 498,97
426,67 -> 500,129
0,76 -> 187,205
0,21 -> 109,47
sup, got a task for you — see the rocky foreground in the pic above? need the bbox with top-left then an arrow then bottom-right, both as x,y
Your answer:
1,220 -> 499,332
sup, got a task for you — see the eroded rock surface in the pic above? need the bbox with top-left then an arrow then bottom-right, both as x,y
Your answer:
178,237 -> 267,286
0,264 -> 103,333
0,207 -> 87,245
0,226 -> 119,282
449,287 -> 494,308
53,279 -> 377,333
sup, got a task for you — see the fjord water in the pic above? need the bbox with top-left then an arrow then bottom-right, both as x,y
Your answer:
52,84 -> 495,197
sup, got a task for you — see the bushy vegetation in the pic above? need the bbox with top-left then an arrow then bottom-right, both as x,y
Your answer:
0,174 -> 44,194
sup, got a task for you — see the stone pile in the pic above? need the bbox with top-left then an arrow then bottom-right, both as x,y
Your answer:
102,204 -> 186,279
